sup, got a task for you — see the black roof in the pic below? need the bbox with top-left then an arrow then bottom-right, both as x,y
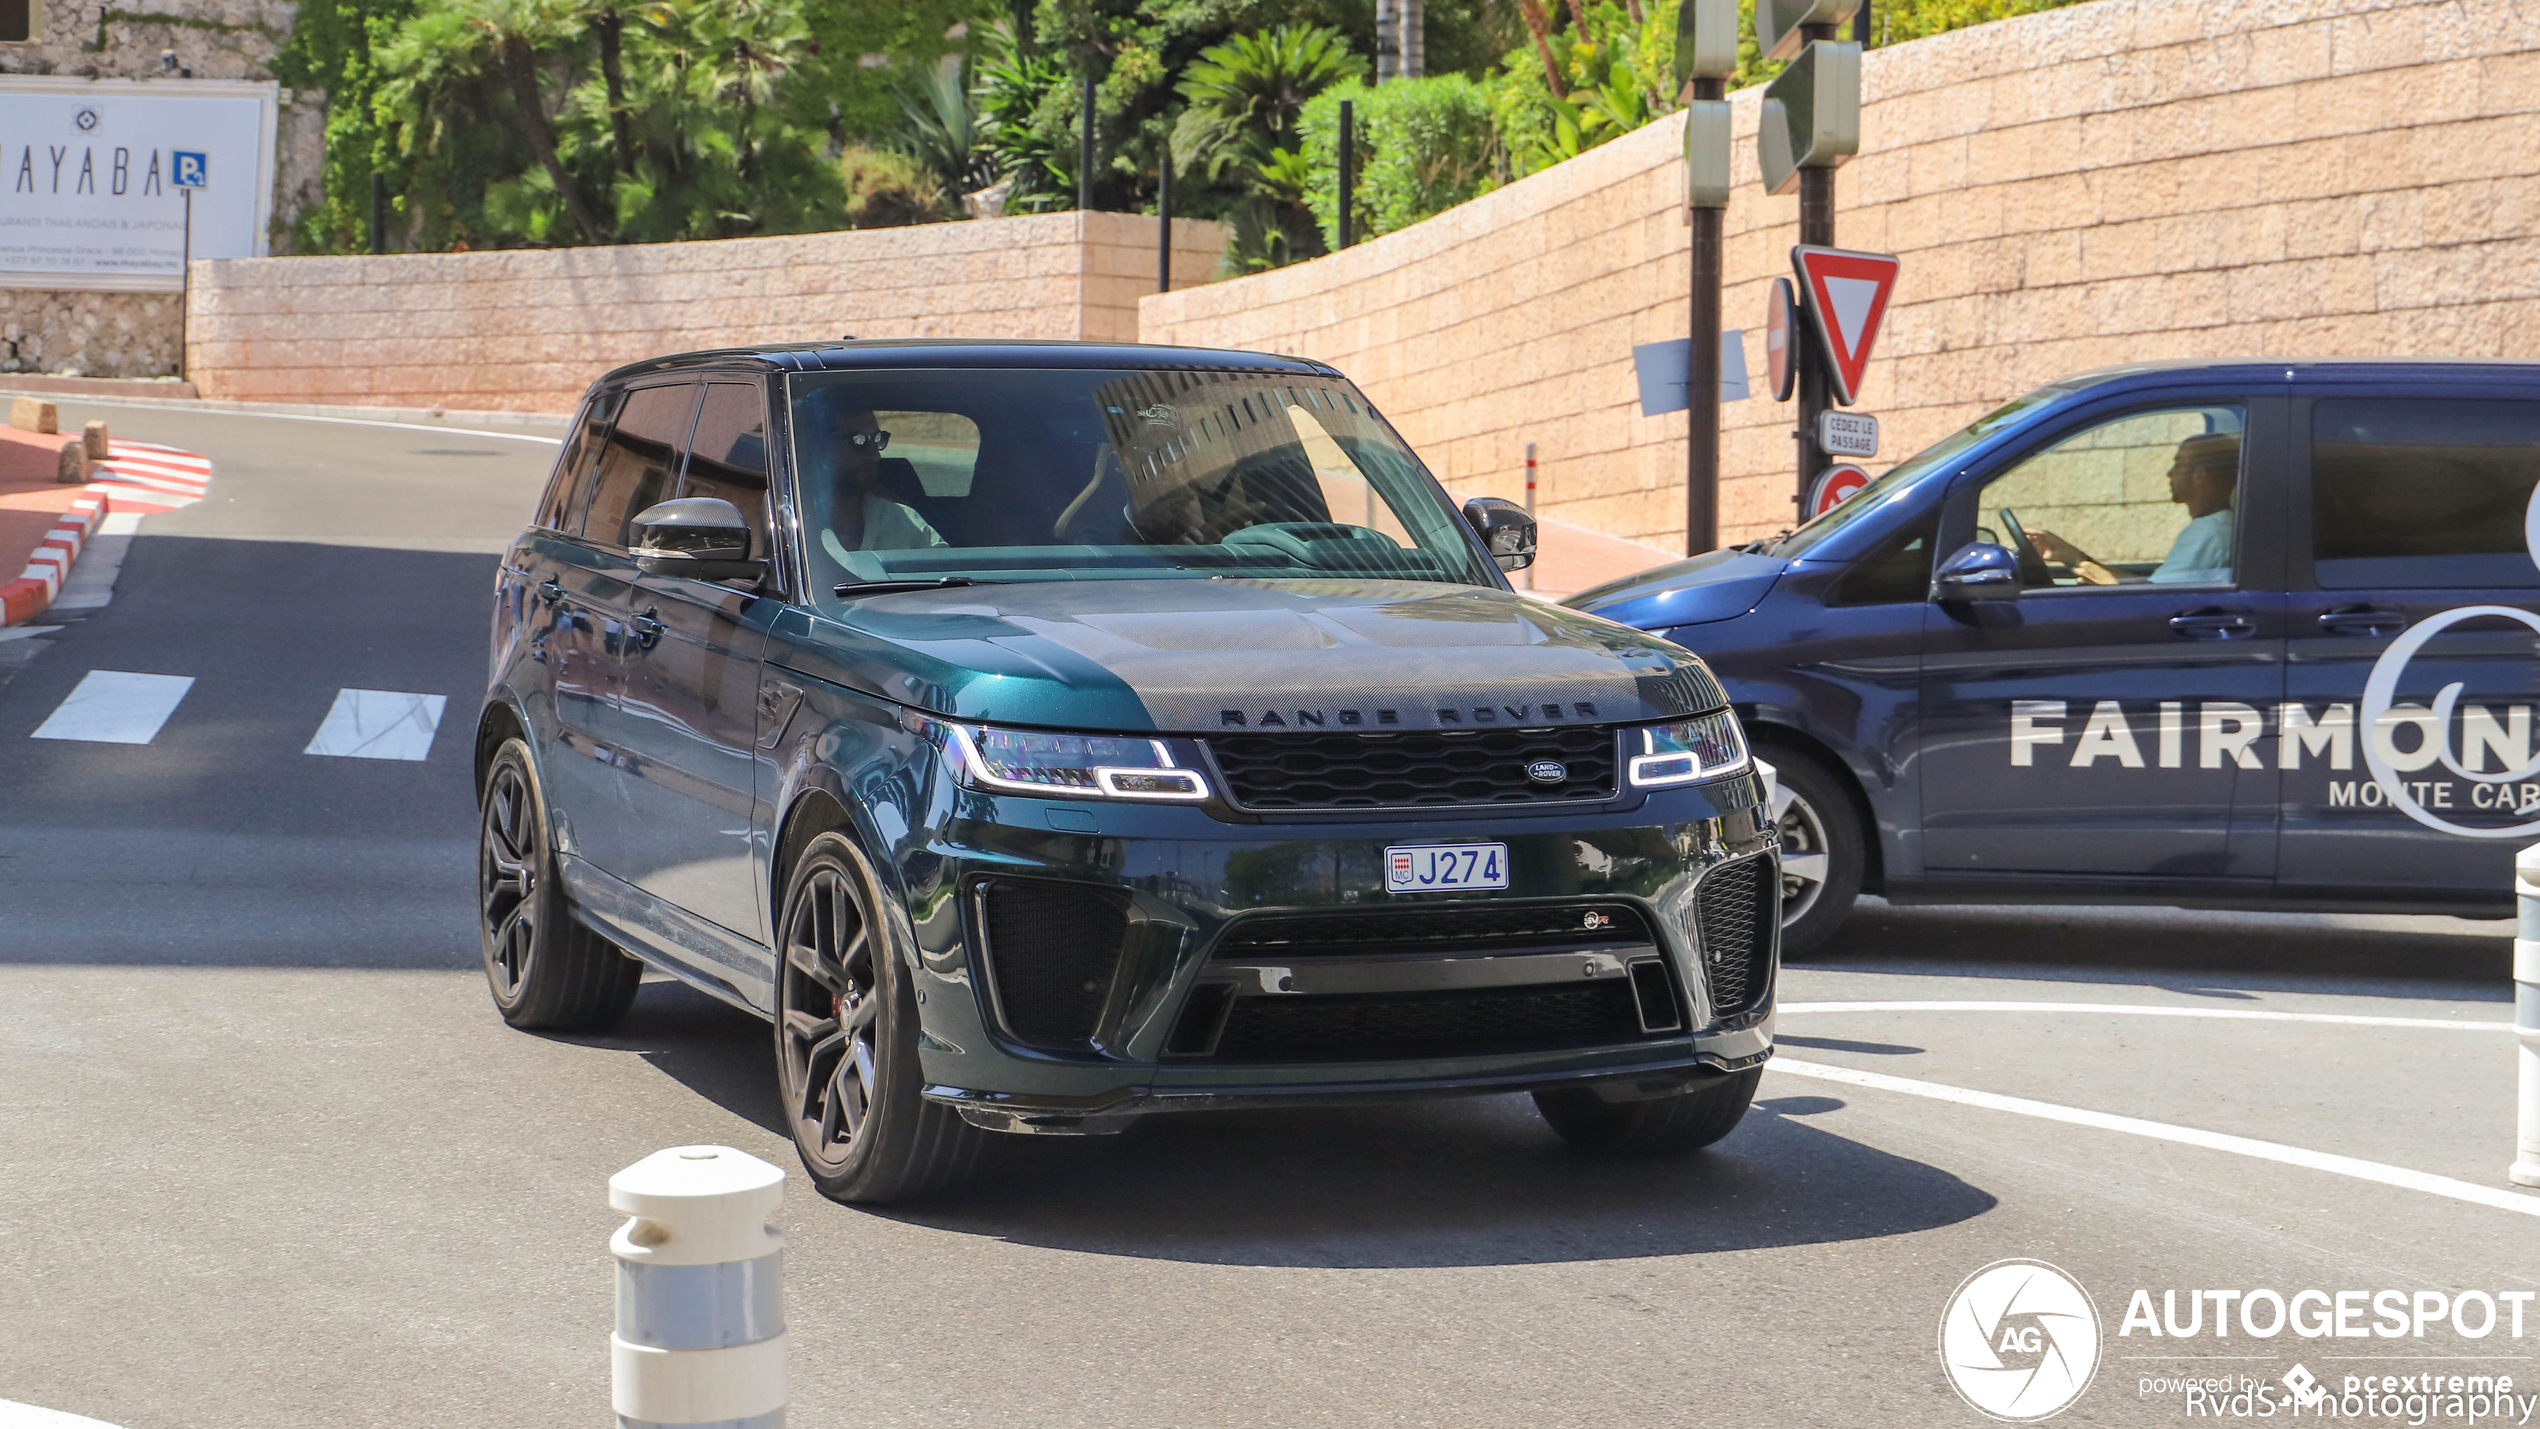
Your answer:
596,338 -> 1339,388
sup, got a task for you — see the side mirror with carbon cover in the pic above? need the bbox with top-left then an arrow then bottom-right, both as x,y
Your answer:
632,498 -> 766,584
1930,541 -> 2021,602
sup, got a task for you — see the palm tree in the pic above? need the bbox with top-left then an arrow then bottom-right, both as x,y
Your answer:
377,0 -> 608,245
1169,25 -> 1362,186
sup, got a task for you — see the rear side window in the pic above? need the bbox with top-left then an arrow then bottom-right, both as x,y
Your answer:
536,391 -> 620,531
579,383 -> 700,548
680,382 -> 772,552
2312,398 -> 2540,588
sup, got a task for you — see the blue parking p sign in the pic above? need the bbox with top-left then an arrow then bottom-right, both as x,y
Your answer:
172,151 -> 207,188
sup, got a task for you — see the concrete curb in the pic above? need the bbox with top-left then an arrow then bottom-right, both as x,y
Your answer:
0,387 -> 571,436
1,486 -> 110,627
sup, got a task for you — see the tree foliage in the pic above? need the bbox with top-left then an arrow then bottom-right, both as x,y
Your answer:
1299,75 -> 1495,248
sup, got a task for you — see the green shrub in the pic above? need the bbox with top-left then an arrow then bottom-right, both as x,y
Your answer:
840,145 -> 949,228
1297,76 -> 1497,249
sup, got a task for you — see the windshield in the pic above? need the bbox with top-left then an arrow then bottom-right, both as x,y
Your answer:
786,367 -> 1497,604
1771,386 -> 2070,559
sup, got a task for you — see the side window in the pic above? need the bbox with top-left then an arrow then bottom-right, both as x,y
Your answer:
579,383 -> 700,548
2312,398 -> 2540,589
1829,513 -> 1937,606
535,391 -> 620,531
1977,404 -> 2245,590
681,383 -> 772,553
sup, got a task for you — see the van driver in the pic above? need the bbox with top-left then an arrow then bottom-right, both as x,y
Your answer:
2023,432 -> 2239,585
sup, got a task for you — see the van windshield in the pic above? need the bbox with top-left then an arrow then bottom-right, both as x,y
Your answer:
1771,387 -> 2069,559
787,367 -> 1497,604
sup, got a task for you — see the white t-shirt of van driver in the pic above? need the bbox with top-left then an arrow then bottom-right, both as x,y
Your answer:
2151,509 -> 2234,584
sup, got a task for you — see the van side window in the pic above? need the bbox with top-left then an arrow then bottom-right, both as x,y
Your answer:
579,383 -> 702,548
1829,514 -> 1937,606
536,391 -> 621,531
1976,404 -> 2245,590
2312,399 -> 2540,589
679,383 -> 772,554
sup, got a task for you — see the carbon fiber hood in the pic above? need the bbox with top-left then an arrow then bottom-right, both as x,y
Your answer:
776,579 -> 1727,734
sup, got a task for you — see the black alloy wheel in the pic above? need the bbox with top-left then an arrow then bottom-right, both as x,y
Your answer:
774,833 -> 984,1204
1758,745 -> 1865,959
477,737 -> 640,1030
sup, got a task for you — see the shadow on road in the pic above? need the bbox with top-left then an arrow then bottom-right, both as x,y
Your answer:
1796,897 -> 2513,1000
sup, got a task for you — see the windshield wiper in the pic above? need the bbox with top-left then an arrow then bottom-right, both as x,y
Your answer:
833,577 -> 987,597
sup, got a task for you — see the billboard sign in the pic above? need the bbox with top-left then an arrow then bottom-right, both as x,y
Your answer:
0,78 -> 276,291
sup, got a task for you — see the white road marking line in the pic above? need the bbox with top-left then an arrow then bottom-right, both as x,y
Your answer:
29,670 -> 194,744
0,1400 -> 133,1429
304,689 -> 446,760
1780,1000 -> 2513,1032
1771,1057 -> 2540,1220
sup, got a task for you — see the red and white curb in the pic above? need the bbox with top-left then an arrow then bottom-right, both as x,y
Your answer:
1,487 -> 110,626
91,439 -> 212,513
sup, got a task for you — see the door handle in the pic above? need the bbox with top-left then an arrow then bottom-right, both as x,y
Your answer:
632,608 -> 666,650
2317,605 -> 2406,636
2168,609 -> 2256,639
537,577 -> 565,607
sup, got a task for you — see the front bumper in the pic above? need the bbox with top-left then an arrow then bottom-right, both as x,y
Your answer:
896,771 -> 1779,1125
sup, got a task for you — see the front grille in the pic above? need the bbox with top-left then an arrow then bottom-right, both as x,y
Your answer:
1205,726 -> 1618,810
976,879 -> 1130,1047
1693,858 -> 1776,1018
1208,982 -> 1647,1062
1216,901 -> 1651,956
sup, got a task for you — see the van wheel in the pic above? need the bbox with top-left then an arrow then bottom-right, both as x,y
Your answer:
1534,1068 -> 1762,1153
774,832 -> 986,1205
1759,746 -> 1864,959
477,738 -> 639,1031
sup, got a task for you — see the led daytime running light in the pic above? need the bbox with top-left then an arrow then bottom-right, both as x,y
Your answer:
942,724 -> 1212,803
1627,711 -> 1751,788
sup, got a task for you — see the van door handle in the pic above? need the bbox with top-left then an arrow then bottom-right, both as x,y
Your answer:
2317,605 -> 2406,636
631,608 -> 666,650
2168,609 -> 2256,639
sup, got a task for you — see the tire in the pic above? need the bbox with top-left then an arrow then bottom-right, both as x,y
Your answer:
1758,744 -> 1865,959
1533,1067 -> 1763,1154
774,832 -> 986,1205
477,737 -> 640,1031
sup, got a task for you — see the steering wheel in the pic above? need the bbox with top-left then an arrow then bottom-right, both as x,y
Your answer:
1997,506 -> 2052,587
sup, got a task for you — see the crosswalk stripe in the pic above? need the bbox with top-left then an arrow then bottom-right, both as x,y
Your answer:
304,688 -> 447,760
30,670 -> 194,744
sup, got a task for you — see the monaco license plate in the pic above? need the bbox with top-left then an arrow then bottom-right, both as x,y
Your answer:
1385,842 -> 1509,893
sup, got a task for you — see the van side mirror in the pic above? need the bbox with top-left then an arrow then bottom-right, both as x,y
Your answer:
632,498 -> 766,584
1462,496 -> 1536,572
1931,541 -> 2021,602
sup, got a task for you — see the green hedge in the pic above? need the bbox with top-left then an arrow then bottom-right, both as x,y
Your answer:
1297,76 -> 1498,250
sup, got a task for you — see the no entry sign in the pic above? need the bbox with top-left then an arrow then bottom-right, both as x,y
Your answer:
1792,246 -> 1900,406
1807,462 -> 1870,517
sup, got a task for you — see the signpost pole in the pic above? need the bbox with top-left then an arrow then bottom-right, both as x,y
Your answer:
1687,74 -> 1724,557
178,186 -> 191,382
1524,440 -> 1538,591
1793,20 -> 1839,517
1337,100 -> 1355,249
1078,74 -> 1097,213
1157,152 -> 1172,293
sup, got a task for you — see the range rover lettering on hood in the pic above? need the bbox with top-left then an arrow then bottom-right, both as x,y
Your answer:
1219,702 -> 1603,728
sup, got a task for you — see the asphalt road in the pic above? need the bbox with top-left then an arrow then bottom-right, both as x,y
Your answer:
1,403 -> 2533,1429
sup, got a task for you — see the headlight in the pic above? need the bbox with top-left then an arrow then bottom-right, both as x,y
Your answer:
1627,710 -> 1750,788
942,723 -> 1210,802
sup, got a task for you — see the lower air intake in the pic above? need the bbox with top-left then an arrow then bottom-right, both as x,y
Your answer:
976,879 -> 1130,1048
1692,857 -> 1776,1019
1204,982 -> 1646,1062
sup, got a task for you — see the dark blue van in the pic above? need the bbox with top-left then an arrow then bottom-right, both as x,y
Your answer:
1569,360 -> 2540,954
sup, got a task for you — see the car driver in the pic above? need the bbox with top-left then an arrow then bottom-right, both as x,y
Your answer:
2023,432 -> 2239,585
797,389 -> 948,574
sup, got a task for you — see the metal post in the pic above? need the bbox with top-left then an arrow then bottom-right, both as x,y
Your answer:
1523,441 -> 1538,591
1853,0 -> 1872,46
369,171 -> 385,255
1156,152 -> 1172,293
1078,73 -> 1097,213
177,186 -> 191,382
2515,847 -> 2540,1187
1687,73 -> 1724,556
1792,22 -> 1838,515
1336,100 -> 1355,249
610,1146 -> 788,1429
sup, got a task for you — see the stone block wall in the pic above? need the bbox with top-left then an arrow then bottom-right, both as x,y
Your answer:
1140,0 -> 2540,556
188,212 -> 1228,412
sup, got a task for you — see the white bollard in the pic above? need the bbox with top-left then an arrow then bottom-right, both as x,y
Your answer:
2516,848 -> 2540,1189
610,1146 -> 787,1429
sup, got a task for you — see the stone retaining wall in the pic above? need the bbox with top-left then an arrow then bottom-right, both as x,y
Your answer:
188,212 -> 1227,412
1140,0 -> 2540,556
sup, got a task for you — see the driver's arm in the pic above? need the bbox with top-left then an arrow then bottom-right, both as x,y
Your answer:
2022,527 -> 2121,586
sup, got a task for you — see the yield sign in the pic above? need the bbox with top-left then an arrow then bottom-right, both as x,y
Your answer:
1792,245 -> 1900,406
